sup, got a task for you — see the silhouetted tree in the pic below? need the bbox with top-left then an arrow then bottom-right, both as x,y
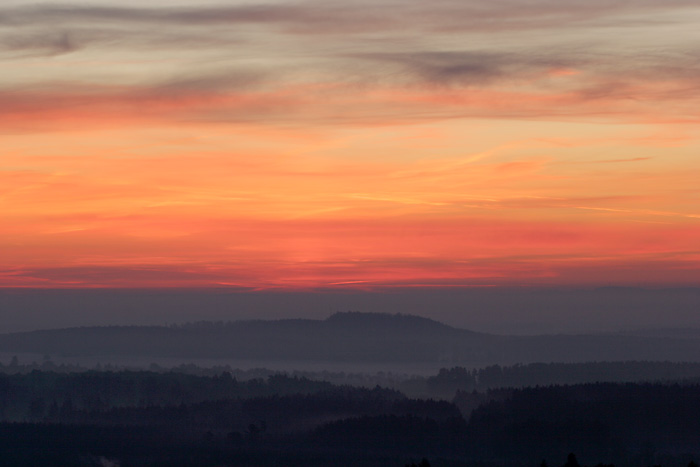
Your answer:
564,453 -> 580,467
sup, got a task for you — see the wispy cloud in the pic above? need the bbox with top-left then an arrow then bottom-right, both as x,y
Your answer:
3,1 -> 698,31
593,157 -> 652,163
2,0 -> 700,287
2,1 -> 700,128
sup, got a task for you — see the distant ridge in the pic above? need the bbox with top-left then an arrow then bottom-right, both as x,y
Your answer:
1,312 -> 700,365
324,311 -> 466,333
0,312 -> 480,363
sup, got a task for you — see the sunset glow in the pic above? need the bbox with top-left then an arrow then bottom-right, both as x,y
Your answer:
2,0 -> 700,288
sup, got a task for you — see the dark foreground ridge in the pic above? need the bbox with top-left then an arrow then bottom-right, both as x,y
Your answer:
1,369 -> 700,466
2,312 -> 700,364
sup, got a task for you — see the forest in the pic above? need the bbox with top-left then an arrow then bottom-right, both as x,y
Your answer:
2,360 -> 700,466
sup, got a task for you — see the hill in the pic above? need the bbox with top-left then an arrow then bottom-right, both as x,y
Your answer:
2,312 -> 700,366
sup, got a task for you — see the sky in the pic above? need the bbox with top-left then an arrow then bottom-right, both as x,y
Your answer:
2,0 -> 700,289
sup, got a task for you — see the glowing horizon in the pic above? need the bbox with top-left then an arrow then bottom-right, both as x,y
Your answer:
2,0 -> 700,288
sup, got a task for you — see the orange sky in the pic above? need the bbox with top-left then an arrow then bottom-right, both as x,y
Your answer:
2,0 -> 699,288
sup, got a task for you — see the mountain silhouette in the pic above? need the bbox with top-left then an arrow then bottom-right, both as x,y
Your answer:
1,312 -> 700,365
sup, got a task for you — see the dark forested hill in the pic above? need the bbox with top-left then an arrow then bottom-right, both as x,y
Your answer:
2,369 -> 700,466
2,312 -> 700,366
464,382 -> 700,465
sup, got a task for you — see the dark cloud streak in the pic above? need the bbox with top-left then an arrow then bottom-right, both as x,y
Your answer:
351,51 -> 585,86
0,31 -> 80,56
